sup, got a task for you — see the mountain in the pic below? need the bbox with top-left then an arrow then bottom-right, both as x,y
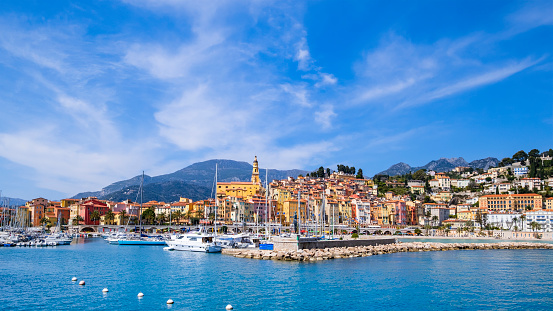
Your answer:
100,180 -> 212,203
468,157 -> 500,170
1,197 -> 28,207
423,157 -> 469,172
72,159 -> 309,202
378,156 -> 500,176
378,162 -> 413,177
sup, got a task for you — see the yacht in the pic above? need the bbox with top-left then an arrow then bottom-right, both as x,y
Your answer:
165,233 -> 222,253
214,233 -> 257,249
118,235 -> 166,245
44,232 -> 73,245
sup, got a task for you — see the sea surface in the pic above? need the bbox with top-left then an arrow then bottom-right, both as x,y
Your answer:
1,237 -> 553,310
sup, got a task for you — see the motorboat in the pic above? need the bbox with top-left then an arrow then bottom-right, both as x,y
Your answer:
165,233 -> 222,253
44,232 -> 73,245
117,235 -> 166,245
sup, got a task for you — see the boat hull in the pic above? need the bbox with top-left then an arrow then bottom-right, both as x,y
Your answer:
118,240 -> 166,245
165,241 -> 222,253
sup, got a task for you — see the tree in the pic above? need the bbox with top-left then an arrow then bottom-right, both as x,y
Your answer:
173,210 -> 182,224
528,149 -> 540,158
530,221 -> 541,238
156,213 -> 167,225
500,158 -> 514,166
142,208 -> 156,225
519,214 -> 527,229
512,150 -> 528,162
475,211 -> 487,229
431,215 -> 439,227
104,210 -> 115,225
356,168 -> 364,179
90,210 -> 101,224
40,216 -> 50,228
413,169 -> 426,181
73,215 -> 84,226
119,210 -> 128,225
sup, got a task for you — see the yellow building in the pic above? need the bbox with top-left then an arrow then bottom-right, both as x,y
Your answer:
282,199 -> 307,225
432,191 -> 452,203
457,210 -> 475,222
217,156 -> 263,200
545,197 -> 553,210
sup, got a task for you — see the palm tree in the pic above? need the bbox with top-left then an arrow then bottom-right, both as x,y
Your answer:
104,210 -> 115,225
142,208 -> 156,225
156,213 -> 167,225
73,215 -> 84,226
90,210 -> 101,225
40,216 -> 50,229
530,221 -> 541,238
510,216 -> 518,231
119,210 -> 128,225
173,210 -> 182,225
520,215 -> 527,231
431,215 -> 439,227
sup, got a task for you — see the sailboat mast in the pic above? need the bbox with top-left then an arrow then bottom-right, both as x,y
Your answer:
138,171 -> 144,234
265,168 -> 269,238
214,163 -> 217,236
297,189 -> 301,236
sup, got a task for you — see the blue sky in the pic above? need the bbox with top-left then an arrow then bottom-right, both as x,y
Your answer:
0,0 -> 551,200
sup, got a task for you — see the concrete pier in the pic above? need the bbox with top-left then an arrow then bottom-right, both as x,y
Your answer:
222,241 -> 553,262
272,236 -> 396,252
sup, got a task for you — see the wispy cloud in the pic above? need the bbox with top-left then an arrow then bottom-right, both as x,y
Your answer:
397,57 -> 541,109
354,20 -> 546,109
314,105 -> 337,130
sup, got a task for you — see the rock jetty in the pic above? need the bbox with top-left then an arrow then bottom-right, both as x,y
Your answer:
222,242 -> 553,262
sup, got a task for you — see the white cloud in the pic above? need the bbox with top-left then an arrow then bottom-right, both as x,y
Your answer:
397,58 -> 540,109
354,24 -> 545,109
281,83 -> 312,107
314,105 -> 337,129
155,84 -> 258,150
0,127 -> 156,196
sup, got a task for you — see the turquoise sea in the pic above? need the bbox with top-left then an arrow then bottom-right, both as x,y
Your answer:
2,237 -> 553,310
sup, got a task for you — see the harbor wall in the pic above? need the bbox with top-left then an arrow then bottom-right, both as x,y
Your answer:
272,237 -> 396,251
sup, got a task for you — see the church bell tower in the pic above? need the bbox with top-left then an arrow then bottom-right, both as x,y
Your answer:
251,156 -> 261,184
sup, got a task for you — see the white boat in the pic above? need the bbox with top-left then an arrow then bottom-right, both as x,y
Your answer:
106,232 -> 131,244
214,234 -> 257,249
44,232 -> 73,245
118,235 -> 166,245
166,233 -> 222,253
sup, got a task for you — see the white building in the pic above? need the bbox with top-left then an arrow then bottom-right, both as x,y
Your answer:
487,212 -> 522,230
451,179 -> 470,188
352,198 -> 371,225
525,210 -> 553,232
520,178 -> 543,191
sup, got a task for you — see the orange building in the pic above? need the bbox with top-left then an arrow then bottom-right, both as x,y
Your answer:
479,193 -> 543,212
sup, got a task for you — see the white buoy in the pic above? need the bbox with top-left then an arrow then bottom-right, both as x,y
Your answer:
137,292 -> 144,298
102,288 -> 109,293
72,277 -> 77,281
226,304 -> 233,310
79,280 -> 85,286
167,299 -> 174,304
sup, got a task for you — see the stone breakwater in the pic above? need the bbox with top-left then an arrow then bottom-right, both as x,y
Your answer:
222,242 -> 553,261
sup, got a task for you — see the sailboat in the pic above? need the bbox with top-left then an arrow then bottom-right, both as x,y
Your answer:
118,172 -> 166,246
166,164 -> 222,253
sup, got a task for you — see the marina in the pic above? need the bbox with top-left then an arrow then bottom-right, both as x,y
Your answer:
2,237 -> 553,310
